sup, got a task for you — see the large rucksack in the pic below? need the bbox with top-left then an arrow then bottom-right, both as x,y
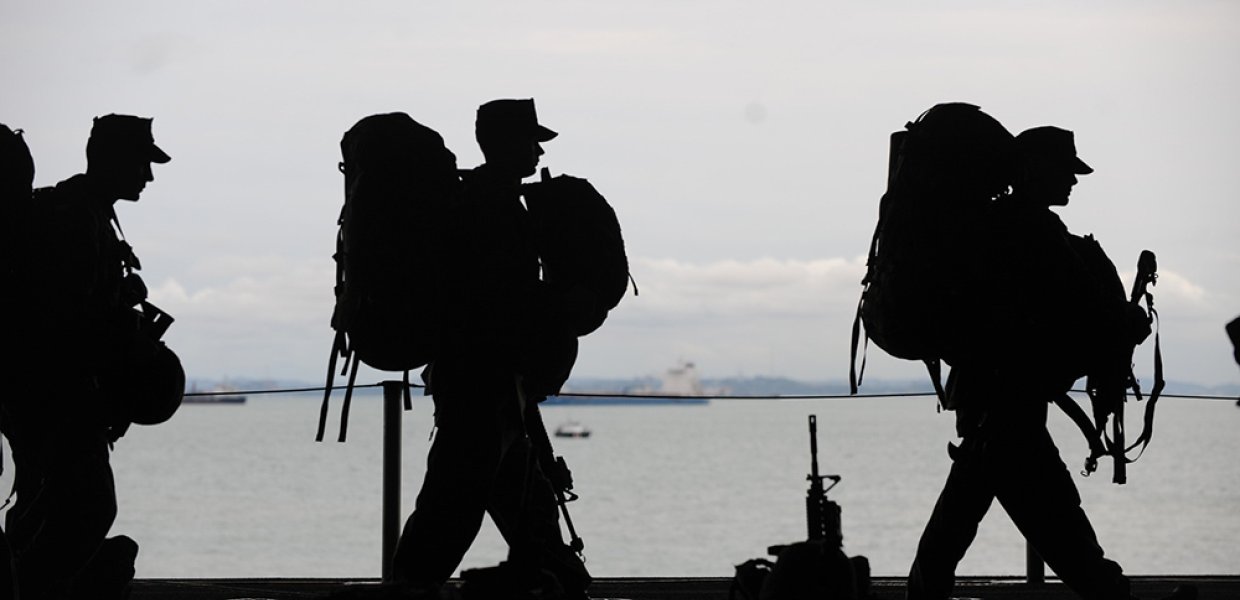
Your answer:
849,103 -> 1016,397
2,124 -> 35,290
2,123 -> 34,299
1,123 -> 34,196
522,167 -> 633,337
319,113 -> 459,441
2,123 -> 35,422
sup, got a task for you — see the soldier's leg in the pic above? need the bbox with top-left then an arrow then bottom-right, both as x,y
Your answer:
487,432 -> 589,595
488,434 -> 551,566
907,440 -> 996,600
3,421 -> 48,555
390,365 -> 511,587
993,430 -> 1130,600
12,427 -> 116,600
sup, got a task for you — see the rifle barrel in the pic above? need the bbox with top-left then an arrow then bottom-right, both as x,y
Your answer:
809,415 -> 819,478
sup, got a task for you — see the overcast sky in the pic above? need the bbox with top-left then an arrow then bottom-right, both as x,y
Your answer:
3,1 -> 1238,387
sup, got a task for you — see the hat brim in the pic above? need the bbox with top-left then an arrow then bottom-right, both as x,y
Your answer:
1071,157 -> 1092,175
535,125 -> 558,143
150,144 -> 171,164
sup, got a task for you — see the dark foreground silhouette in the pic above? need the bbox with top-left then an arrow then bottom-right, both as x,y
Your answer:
853,103 -> 1192,600
3,115 -> 182,600
1,122 -> 36,600
1228,317 -> 1240,367
388,99 -> 592,600
321,96 -> 629,600
308,98 -> 637,600
1228,316 -> 1240,405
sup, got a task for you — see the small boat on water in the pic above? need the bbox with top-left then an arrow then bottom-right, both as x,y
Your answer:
554,421 -> 591,438
545,361 -> 723,406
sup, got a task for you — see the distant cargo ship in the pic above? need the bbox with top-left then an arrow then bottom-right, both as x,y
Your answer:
184,384 -> 247,405
544,361 -> 722,406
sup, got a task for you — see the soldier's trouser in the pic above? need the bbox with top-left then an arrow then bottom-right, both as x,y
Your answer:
4,417 -> 118,600
391,362 -> 580,589
907,427 -> 1130,600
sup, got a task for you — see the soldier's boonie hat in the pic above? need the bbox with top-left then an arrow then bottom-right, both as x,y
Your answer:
89,114 -> 171,164
1016,126 -> 1091,175
476,99 -> 558,143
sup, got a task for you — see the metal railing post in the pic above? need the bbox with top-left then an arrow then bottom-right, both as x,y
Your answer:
1026,541 -> 1045,585
381,380 -> 403,581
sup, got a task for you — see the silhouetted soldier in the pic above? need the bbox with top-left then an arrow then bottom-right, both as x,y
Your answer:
1228,317 -> 1240,367
1,122 -> 37,600
391,99 -> 589,599
3,115 -> 169,600
1228,317 -> 1240,405
907,127 -> 1159,600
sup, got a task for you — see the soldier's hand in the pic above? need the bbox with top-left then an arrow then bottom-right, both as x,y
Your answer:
120,272 -> 148,306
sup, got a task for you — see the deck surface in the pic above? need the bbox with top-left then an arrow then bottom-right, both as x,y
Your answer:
128,575 -> 1235,599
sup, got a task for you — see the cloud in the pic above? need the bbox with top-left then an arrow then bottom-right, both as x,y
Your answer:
574,256 -> 888,381
144,254 -> 878,381
147,256 -> 335,380
621,256 -> 866,320
1135,268 -> 1207,306
142,252 -> 1239,385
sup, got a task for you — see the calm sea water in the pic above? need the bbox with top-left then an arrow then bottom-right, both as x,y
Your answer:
3,391 -> 1237,579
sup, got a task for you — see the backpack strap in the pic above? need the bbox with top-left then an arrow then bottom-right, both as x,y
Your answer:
848,294 -> 868,395
107,208 -> 142,275
1122,294 -> 1164,459
317,330 -> 348,442
403,369 -> 413,411
848,209 -> 885,395
1052,394 -> 1107,477
924,359 -> 946,411
336,351 -> 360,442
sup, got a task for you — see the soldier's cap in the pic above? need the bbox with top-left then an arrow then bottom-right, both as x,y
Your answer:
475,99 -> 557,143
1015,126 -> 1091,175
88,114 -> 171,164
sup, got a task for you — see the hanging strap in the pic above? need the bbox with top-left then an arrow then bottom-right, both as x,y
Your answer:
1113,251 -> 1162,475
1123,300 -> 1164,459
316,331 -> 348,441
402,369 -> 413,411
336,352 -> 360,442
848,294 -> 868,395
848,210 -> 885,396
1080,249 -> 1162,483
924,358 -> 946,411
1052,394 -> 1108,477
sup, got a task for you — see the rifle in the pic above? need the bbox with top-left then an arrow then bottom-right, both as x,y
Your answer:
804,415 -> 843,546
525,403 -> 586,555
767,414 -> 843,556
1085,250 -> 1162,484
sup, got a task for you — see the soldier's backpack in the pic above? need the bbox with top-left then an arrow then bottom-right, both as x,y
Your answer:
2,123 -> 34,286
523,167 -> 633,337
2,124 -> 35,419
849,103 -> 1016,398
1,123 -> 34,195
318,113 -> 460,441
